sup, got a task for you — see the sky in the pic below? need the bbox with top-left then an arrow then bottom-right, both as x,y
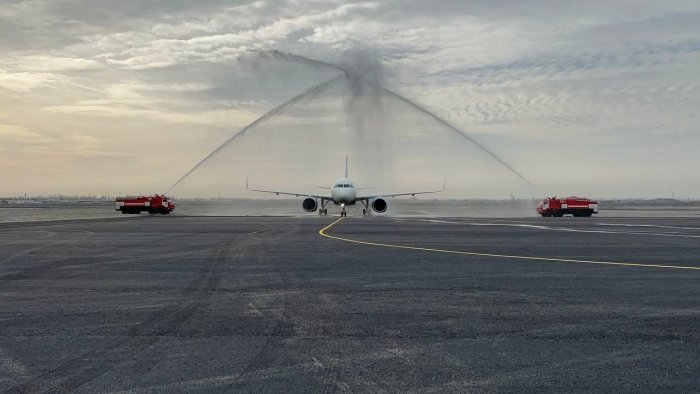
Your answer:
1,0 -> 699,199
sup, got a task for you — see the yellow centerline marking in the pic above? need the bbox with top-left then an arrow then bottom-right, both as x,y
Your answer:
318,218 -> 700,271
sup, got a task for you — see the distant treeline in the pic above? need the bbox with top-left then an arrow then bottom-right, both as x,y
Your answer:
2,196 -> 699,206
0,195 -> 115,201
600,198 -> 700,208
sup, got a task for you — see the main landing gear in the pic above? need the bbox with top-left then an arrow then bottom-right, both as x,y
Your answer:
360,199 -> 370,216
318,199 -> 329,216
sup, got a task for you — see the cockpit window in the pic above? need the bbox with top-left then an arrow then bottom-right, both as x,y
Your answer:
343,184 -> 350,187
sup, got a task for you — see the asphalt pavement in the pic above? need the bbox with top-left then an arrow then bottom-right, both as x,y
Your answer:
0,215 -> 698,392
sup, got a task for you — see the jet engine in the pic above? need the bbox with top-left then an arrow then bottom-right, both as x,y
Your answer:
302,197 -> 318,212
371,198 -> 388,213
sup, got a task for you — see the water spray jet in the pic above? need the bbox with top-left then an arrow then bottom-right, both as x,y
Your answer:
165,74 -> 344,194
256,50 -> 537,189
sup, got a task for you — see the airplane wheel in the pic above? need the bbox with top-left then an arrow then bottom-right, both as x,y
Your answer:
362,209 -> 366,215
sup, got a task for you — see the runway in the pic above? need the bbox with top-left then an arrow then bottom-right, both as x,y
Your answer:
0,215 -> 698,392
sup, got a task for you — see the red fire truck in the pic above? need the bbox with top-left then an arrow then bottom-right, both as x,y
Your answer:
115,195 -> 175,215
537,196 -> 598,217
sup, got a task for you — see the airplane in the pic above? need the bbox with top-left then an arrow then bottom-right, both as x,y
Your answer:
246,156 -> 444,217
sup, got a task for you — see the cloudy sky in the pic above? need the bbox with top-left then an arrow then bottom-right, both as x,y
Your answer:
1,0 -> 699,199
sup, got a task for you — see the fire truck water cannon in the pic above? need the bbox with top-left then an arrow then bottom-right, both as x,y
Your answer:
537,196 -> 598,217
115,194 -> 175,215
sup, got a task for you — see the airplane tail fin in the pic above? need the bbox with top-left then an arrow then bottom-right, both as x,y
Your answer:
345,154 -> 348,178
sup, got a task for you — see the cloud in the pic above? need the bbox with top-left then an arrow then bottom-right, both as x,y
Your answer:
0,70 -> 61,92
1,56 -> 102,72
43,101 -> 259,129
58,2 -> 380,70
0,124 -> 48,142
1,0 -> 699,197
116,81 -> 212,92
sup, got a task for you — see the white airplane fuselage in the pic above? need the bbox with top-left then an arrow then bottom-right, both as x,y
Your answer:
330,177 -> 357,205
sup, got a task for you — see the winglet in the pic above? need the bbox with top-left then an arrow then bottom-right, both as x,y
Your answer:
443,179 -> 446,191
245,176 -> 249,190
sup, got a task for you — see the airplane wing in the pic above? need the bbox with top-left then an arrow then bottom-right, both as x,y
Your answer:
246,178 -> 329,200
358,180 -> 445,199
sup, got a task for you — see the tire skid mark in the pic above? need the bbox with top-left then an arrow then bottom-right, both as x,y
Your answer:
225,222 -> 342,392
228,285 -> 294,389
227,225 -> 301,391
128,247 -> 227,375
0,233 -> 195,287
6,234 -> 235,393
0,232 -> 99,288
0,231 -> 93,266
317,301 -> 343,394
0,345 -> 31,388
